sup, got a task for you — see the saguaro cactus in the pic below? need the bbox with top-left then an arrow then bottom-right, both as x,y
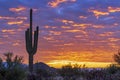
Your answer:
25,9 -> 39,73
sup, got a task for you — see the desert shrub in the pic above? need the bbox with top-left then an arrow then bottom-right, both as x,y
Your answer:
106,64 -> 120,74
114,51 -> 120,64
35,67 -> 56,80
0,52 -> 26,80
84,65 -> 120,80
35,68 -> 53,77
58,63 -> 86,80
85,69 -> 106,80
58,63 -> 73,77
110,71 -> 120,80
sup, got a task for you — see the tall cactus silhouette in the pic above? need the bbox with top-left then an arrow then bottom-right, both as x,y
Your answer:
25,9 -> 39,73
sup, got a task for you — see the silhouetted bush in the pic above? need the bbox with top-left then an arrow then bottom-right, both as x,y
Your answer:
114,51 -> 120,64
0,52 -> 26,80
106,64 -> 120,74
58,63 -> 86,80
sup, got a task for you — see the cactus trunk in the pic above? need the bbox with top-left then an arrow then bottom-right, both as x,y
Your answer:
29,54 -> 33,73
25,9 -> 39,74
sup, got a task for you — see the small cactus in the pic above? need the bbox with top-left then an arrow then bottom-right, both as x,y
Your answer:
25,9 -> 39,73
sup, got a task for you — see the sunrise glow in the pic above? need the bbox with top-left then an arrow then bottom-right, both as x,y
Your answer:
47,60 -> 112,68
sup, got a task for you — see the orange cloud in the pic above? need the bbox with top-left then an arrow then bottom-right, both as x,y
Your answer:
60,19 -> 91,29
0,16 -> 27,20
43,36 -> 54,41
89,7 -> 120,18
64,43 -> 74,46
114,23 -> 119,26
108,7 -> 120,12
0,42 -> 4,45
2,29 -> 15,34
0,16 -> 14,20
12,42 -> 20,46
61,26 -> 71,29
44,25 -> 50,29
107,43 -> 118,49
49,31 -> 61,35
74,35 -> 82,38
108,38 -> 120,42
65,29 -> 86,34
65,29 -> 81,32
48,0 -> 76,8
7,20 -> 23,25
2,35 -> 9,38
16,17 -> 27,20
21,24 -> 29,28
61,19 -> 74,24
99,32 -> 114,37
73,23 -> 91,29
79,16 -> 87,19
90,40 -> 107,43
9,6 -> 26,12
92,25 -> 104,29
89,10 -> 109,18
48,0 -> 66,8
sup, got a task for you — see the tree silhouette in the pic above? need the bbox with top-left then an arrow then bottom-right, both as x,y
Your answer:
0,52 -> 26,80
114,51 -> 120,64
25,9 -> 39,74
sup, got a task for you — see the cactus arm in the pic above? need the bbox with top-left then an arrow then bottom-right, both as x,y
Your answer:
32,26 -> 39,54
29,9 -> 33,50
25,29 -> 31,54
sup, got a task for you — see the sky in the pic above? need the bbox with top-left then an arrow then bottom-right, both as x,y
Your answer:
0,0 -> 120,68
